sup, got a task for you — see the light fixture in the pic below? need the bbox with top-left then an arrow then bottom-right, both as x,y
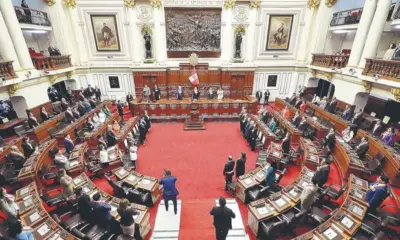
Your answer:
27,30 -> 48,34
394,25 -> 400,29
333,30 -> 349,34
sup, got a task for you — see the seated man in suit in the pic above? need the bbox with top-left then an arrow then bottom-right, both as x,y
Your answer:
61,98 -> 69,111
207,87 -> 215,99
223,156 -> 235,191
192,87 -> 200,100
288,93 -> 297,106
326,97 -> 337,114
366,175 -> 389,213
372,120 -> 383,137
9,146 -> 26,170
72,107 -> 81,119
210,197 -> 236,240
312,159 -> 331,187
40,107 -> 50,122
341,105 -> 353,121
106,125 -> 116,147
352,109 -> 363,126
21,137 -> 35,158
63,134 -> 75,154
77,101 -> 87,116
97,135 -> 108,150
65,107 -> 75,123
91,192 -> 113,229
176,86 -> 184,100
292,111 -> 301,127
355,137 -> 369,159
27,112 -> 39,129
298,117 -> 309,132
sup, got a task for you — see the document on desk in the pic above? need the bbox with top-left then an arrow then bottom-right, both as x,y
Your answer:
141,179 -> 151,185
244,178 -> 253,185
118,168 -> 127,175
83,186 -> 91,194
273,151 -> 280,157
352,205 -> 363,216
354,190 -> 363,199
127,175 -> 136,182
275,198 -> 286,207
29,212 -> 40,222
37,223 -> 51,236
323,228 -> 337,239
20,186 -> 30,196
69,160 -> 79,167
289,189 -> 298,197
24,197 -> 33,207
73,178 -> 82,185
341,216 -> 354,229
48,232 -> 62,240
257,206 -> 269,215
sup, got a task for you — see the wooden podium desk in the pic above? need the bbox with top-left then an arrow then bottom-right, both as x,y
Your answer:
270,110 -> 302,144
300,138 -> 320,171
275,98 -> 329,139
236,173 -> 259,203
116,116 -> 139,152
85,113 -> 119,149
250,115 -> 276,149
130,96 -> 258,118
54,101 -> 111,147
0,137 -> 22,165
26,112 -> 65,144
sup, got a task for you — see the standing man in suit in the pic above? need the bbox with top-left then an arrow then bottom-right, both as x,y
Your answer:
63,134 -> 75,154
177,86 -> 184,100
264,90 -> 270,105
372,120 -> 383,137
235,152 -> 246,179
324,128 -> 336,152
366,175 -> 389,213
154,85 -> 161,101
223,156 -> 235,191
207,87 -> 215,99
95,87 -> 101,101
77,101 -> 87,116
126,92 -> 134,102
160,170 -> 179,214
106,125 -> 116,147
210,197 -> 236,240
326,97 -> 337,114
312,159 -> 331,187
117,100 -> 124,122
143,85 -> 151,102
21,137 -> 35,158
91,192 -> 113,229
27,112 -> 39,129
298,117 -> 309,132
282,133 -> 291,155
65,107 -> 75,123
139,119 -> 147,145
255,90 -> 262,104
289,93 -> 297,106
355,137 -> 369,159
341,105 -> 352,121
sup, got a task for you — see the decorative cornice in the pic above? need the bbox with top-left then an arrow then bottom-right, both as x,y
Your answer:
141,24 -> 153,35
124,0 -> 136,9
310,69 -> 332,81
43,0 -> 56,6
150,0 -> 162,8
249,0 -> 260,9
325,0 -> 337,8
224,0 -> 236,9
234,24 -> 246,35
49,75 -> 58,84
362,80 -> 372,93
307,0 -> 320,9
63,0 -> 76,8
8,84 -> 20,96
391,88 -> 400,101
67,71 -> 74,79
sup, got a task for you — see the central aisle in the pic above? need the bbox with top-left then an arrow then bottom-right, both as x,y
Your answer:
136,123 -> 258,240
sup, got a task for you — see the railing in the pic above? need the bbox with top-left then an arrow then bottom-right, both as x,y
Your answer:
0,61 -> 17,80
362,58 -> 400,81
311,54 -> 350,69
14,6 -> 51,26
392,4 -> 400,20
330,8 -> 363,27
31,55 -> 72,71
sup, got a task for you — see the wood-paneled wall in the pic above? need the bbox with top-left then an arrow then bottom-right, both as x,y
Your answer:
133,64 -> 255,100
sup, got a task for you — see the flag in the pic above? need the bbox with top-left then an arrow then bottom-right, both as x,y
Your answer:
188,69 -> 199,86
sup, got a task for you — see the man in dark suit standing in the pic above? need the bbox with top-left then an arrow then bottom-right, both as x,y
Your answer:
77,101 -> 87,116
235,152 -> 246,179
326,97 -> 337,114
117,100 -> 124,122
91,192 -> 113,229
95,87 -> 101,101
126,92 -> 134,102
371,120 -> 383,137
65,107 -> 75,123
139,120 -> 147,145
341,105 -> 352,121
210,197 -> 236,240
63,134 -> 75,154
21,137 -> 35,158
312,159 -> 331,187
356,137 -> 369,159
323,128 -> 336,152
282,133 -> 291,155
106,125 -> 116,147
223,156 -> 235,191
255,90 -> 262,104
298,117 -> 309,132
264,90 -> 270,105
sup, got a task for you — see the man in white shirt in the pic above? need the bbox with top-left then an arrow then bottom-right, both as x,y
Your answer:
217,87 -> 224,100
54,149 -> 70,170
99,145 -> 109,164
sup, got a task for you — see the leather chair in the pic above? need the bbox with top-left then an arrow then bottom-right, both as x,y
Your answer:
260,217 -> 288,239
38,165 -> 59,186
318,184 -> 348,207
351,228 -> 385,240
39,188 -> 67,207
0,162 -> 22,189
14,125 -> 27,137
85,161 -> 103,180
105,175 -> 128,198
127,188 -> 150,206
48,126 -> 59,138
247,168 -> 287,202
53,211 -> 87,231
308,205 -> 337,225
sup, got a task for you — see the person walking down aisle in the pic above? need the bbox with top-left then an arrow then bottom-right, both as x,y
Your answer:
210,197 -> 236,240
160,169 -> 179,214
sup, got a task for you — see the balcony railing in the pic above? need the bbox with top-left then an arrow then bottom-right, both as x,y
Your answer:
0,61 -> 17,80
31,55 -> 72,71
330,8 -> 363,27
362,58 -> 400,81
311,54 -> 350,69
14,6 -> 51,26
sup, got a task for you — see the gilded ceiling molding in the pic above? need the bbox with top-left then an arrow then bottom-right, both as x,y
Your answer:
234,24 -> 246,36
66,71 -> 74,79
325,0 -> 337,8
150,0 -> 162,9
63,0 -> 76,8
43,0 -> 56,6
124,0 -> 136,9
249,0 -> 261,9
8,84 -> 20,97
307,0 -> 320,9
362,80 -> 372,93
391,88 -> 400,101
49,75 -> 58,84
224,0 -> 236,9
310,69 -> 332,81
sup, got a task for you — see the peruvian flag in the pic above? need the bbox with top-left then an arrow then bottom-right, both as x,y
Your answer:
188,69 -> 199,86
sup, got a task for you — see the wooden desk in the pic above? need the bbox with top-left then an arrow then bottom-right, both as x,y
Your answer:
0,137 -> 22,165
275,98 -> 329,139
130,96 -> 258,119
269,110 -> 302,144
15,182 -> 36,201
0,118 -> 26,138
300,138 -> 320,171
250,115 -> 276,149
85,113 -> 119,149
26,112 -> 65,144
236,173 -> 258,203
116,117 -> 139,152
306,102 -> 349,134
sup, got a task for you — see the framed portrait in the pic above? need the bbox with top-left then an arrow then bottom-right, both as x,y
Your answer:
267,75 -> 278,87
109,76 -> 120,89
265,15 -> 293,51
90,15 -> 120,52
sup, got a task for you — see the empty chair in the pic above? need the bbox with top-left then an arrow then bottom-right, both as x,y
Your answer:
14,125 -> 27,137
39,188 -> 67,207
247,168 -> 287,202
48,126 -> 59,138
318,184 -> 348,207
260,217 -> 288,239
308,204 -> 337,225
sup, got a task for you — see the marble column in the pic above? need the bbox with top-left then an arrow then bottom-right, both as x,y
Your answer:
46,1 -> 77,64
153,7 -> 165,62
221,8 -> 233,61
0,0 -> 34,70
358,0 -> 392,68
296,7 -> 315,63
0,10 -> 21,71
245,8 -> 257,61
68,7 -> 88,65
347,0 -> 377,67
128,8 -> 143,62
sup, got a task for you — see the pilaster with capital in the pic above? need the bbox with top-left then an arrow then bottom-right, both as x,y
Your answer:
0,10 -> 21,71
68,6 -> 88,65
296,6 -> 315,63
128,7 -> 143,63
152,6 -> 166,62
221,8 -> 233,61
245,7 -> 257,61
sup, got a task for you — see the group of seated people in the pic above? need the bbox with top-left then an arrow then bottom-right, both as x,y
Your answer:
7,137 -> 38,170
142,85 -> 225,102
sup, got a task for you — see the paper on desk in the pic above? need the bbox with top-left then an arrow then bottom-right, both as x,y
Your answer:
118,169 -> 126,175
37,223 -> 50,236
127,175 -> 136,181
289,189 -> 298,197
352,205 -> 363,216
257,206 -> 269,215
20,187 -> 30,196
74,178 -> 82,185
323,228 -> 337,239
244,178 -> 253,185
29,212 -> 40,222
275,198 -> 286,207
341,216 -> 354,229
141,179 -> 151,185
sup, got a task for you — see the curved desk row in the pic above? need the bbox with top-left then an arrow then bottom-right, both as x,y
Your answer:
0,137 -> 22,165
275,98 -> 329,140
26,111 -> 66,144
269,109 -> 302,144
129,96 -> 258,119
249,115 -> 276,149
306,101 -> 400,187
85,113 -> 119,149
116,117 -> 140,153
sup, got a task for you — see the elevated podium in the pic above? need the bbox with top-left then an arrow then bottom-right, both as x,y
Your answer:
184,102 -> 206,130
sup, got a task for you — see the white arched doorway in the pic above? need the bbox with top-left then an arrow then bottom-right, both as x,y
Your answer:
354,92 -> 369,112
10,96 -> 28,118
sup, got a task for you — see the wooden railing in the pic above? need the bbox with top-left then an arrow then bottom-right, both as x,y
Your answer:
311,54 -> 349,69
31,55 -> 72,71
0,61 -> 17,80
330,7 -> 363,27
362,58 -> 400,81
14,7 -> 51,26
